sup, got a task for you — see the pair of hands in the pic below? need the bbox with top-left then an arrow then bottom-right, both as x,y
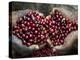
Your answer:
11,8 -> 78,56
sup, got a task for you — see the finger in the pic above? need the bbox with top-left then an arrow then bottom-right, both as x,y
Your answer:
12,35 -> 40,57
12,35 -> 40,50
47,38 -> 53,48
29,45 -> 39,50
46,15 -> 51,20
12,11 -> 18,26
53,45 -> 65,51
12,35 -> 33,56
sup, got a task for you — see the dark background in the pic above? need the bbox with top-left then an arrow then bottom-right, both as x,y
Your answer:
9,1 -> 77,16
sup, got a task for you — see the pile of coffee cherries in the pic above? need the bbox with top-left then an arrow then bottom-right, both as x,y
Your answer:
12,9 -> 78,56
47,10 -> 78,46
13,11 -> 48,46
31,45 -> 58,57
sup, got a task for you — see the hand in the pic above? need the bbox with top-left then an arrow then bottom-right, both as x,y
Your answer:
11,10 -> 44,57
12,35 -> 39,56
53,31 -> 78,54
50,8 -> 78,54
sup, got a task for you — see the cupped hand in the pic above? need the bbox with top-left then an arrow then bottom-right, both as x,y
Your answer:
11,10 -> 44,57
50,8 -> 78,54
53,31 -> 78,53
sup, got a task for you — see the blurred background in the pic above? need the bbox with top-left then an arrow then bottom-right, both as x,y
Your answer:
9,1 -> 78,16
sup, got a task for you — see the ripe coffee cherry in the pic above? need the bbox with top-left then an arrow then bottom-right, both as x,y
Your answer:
26,35 -> 29,39
32,27 -> 35,30
21,24 -> 25,27
22,34 -> 26,38
29,34 -> 33,38
15,29 -> 19,33
27,22 -> 30,25
13,25 -> 18,29
24,21 -> 27,25
35,30 -> 38,34
28,26 -> 31,30
52,20 -> 55,24
26,42 -> 32,46
36,15 -> 40,20
24,27 -> 28,31
29,39 -> 33,42
60,15 -> 63,19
